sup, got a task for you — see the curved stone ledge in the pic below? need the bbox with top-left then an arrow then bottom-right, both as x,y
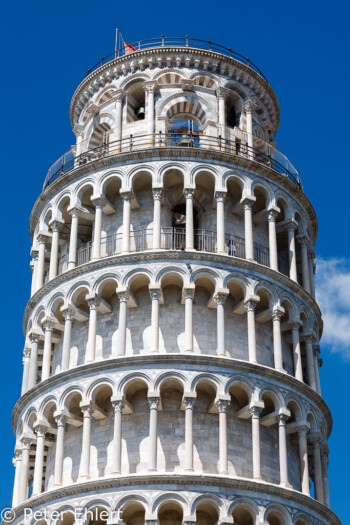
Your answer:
23,250 -> 322,335
12,474 -> 340,525
12,354 -> 332,436
30,148 -> 317,239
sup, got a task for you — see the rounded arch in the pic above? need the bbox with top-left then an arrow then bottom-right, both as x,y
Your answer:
154,371 -> 188,393
190,72 -> 218,89
86,377 -> 116,402
228,498 -> 260,523
123,268 -> 154,289
113,493 -> 150,513
118,373 -> 151,396
159,92 -> 216,125
264,504 -> 292,525
152,492 -> 188,515
59,385 -> 85,411
157,72 -> 183,85
93,273 -> 120,295
225,376 -> 255,399
156,266 -> 188,287
99,170 -> 124,196
191,494 -> 223,516
191,373 -> 221,397
39,396 -> 58,423
259,385 -> 285,410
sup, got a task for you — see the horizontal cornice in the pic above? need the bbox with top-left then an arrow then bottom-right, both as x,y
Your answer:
12,353 -> 333,439
12,474 -> 340,525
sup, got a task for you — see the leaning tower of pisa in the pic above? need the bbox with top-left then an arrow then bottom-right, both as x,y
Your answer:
10,36 -> 340,525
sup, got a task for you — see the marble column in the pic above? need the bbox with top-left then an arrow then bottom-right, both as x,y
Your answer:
245,299 -> 258,363
272,309 -> 284,372
145,83 -> 155,143
61,306 -> 75,371
49,220 -> 63,280
12,449 -> 22,508
314,345 -> 322,396
297,425 -> 310,496
215,291 -> 228,357
115,92 -> 123,151
149,287 -> 161,353
287,223 -> 298,282
53,414 -> 66,487
148,397 -> 159,471
121,192 -> 131,253
28,332 -> 40,390
216,399 -> 230,474
18,438 -> 31,504
79,404 -> 94,480
152,189 -> 162,250
117,291 -> 128,356
184,286 -> 195,353
21,347 -> 31,395
304,335 -> 317,391
41,318 -> 54,381
185,189 -> 195,250
298,236 -> 311,292
32,425 -> 47,496
36,234 -> 47,290
291,321 -> 303,382
215,192 -> 226,253
278,413 -> 290,487
30,249 -> 39,296
68,209 -> 79,270
92,198 -> 103,260
321,444 -> 331,508
245,101 -> 255,159
111,399 -> 124,474
308,250 -> 316,298
268,210 -> 278,271
217,88 -> 226,137
86,295 -> 100,363
183,396 -> 195,471
312,437 -> 324,504
243,199 -> 254,260
250,406 -> 262,480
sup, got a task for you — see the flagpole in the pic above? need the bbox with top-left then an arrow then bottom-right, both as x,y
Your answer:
115,28 -> 119,58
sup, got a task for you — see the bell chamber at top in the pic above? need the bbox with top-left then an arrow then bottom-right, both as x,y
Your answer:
11,35 -> 339,525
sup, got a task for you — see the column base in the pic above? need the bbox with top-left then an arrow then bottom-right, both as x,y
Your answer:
280,481 -> 292,489
276,367 -> 287,374
53,482 -> 62,488
78,474 -> 90,481
253,475 -> 263,481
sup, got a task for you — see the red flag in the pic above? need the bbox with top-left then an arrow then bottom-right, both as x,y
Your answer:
124,41 -> 137,54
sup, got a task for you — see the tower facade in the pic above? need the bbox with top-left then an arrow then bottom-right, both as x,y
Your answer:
11,37 -> 339,525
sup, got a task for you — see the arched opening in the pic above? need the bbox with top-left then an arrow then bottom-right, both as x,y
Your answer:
128,273 -> 152,354
87,506 -> 109,525
196,501 -> 219,525
41,401 -> 59,491
252,186 -> 269,266
265,509 -> 287,525
56,195 -> 71,275
56,511 -> 75,525
255,288 -> 274,368
126,82 -> 145,122
163,169 -> 185,250
90,384 -> 112,477
75,184 -> 95,263
70,287 -> 90,366
88,123 -> 111,154
193,275 -> 216,355
158,501 -> 183,525
131,171 -> 154,250
158,378 -> 184,471
226,177 -> 244,257
226,280 -> 247,360
97,278 -> 118,359
159,272 -> 184,353
228,384 -> 252,476
193,380 -> 218,473
49,296 -> 65,375
280,299 -> 296,375
63,391 -> 83,483
194,171 -> 215,252
123,379 -> 149,473
100,176 -> 122,256
121,502 -> 146,525
276,198 -> 290,277
260,392 -> 280,485
232,506 -> 255,525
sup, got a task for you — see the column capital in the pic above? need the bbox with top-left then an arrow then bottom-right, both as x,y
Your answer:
144,80 -> 156,93
37,233 -> 48,244
250,403 -> 264,418
86,293 -> 100,309
183,396 -> 196,410
33,423 -> 48,438
41,316 -> 55,331
302,332 -> 314,344
73,124 -> 84,137
117,289 -> 129,303
215,398 -> 230,413
244,295 -> 260,312
111,399 -> 125,413
54,413 -> 67,427
184,187 -> 195,199
278,413 -> 289,425
272,306 -> 284,321
244,99 -> 258,113
23,347 -> 31,359
120,190 -> 132,202
286,220 -> 298,232
268,209 -> 279,222
21,436 -> 32,449
49,219 -> 64,232
112,88 -> 124,102
80,402 -> 95,417
61,304 -> 76,321
216,86 -> 229,99
214,290 -> 229,306
148,396 -> 160,411
291,318 -> 302,330
152,188 -> 163,201
30,248 -> 39,260
296,424 -> 310,438
296,234 -> 310,247
183,285 -> 195,300
149,287 -> 162,301
215,190 -> 227,203
29,331 -> 41,343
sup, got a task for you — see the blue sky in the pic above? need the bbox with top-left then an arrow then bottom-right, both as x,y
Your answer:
0,0 -> 349,522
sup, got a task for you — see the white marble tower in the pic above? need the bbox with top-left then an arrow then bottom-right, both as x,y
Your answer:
10,37 -> 339,525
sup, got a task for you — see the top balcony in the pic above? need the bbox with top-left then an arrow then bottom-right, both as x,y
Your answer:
85,36 -> 268,82
43,132 -> 302,191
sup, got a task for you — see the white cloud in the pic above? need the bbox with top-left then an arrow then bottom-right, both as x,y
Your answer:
316,257 -> 350,359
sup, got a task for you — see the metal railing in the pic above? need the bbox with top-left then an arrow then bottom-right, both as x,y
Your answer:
85,36 -> 268,82
44,132 -> 301,190
54,228 -> 270,280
